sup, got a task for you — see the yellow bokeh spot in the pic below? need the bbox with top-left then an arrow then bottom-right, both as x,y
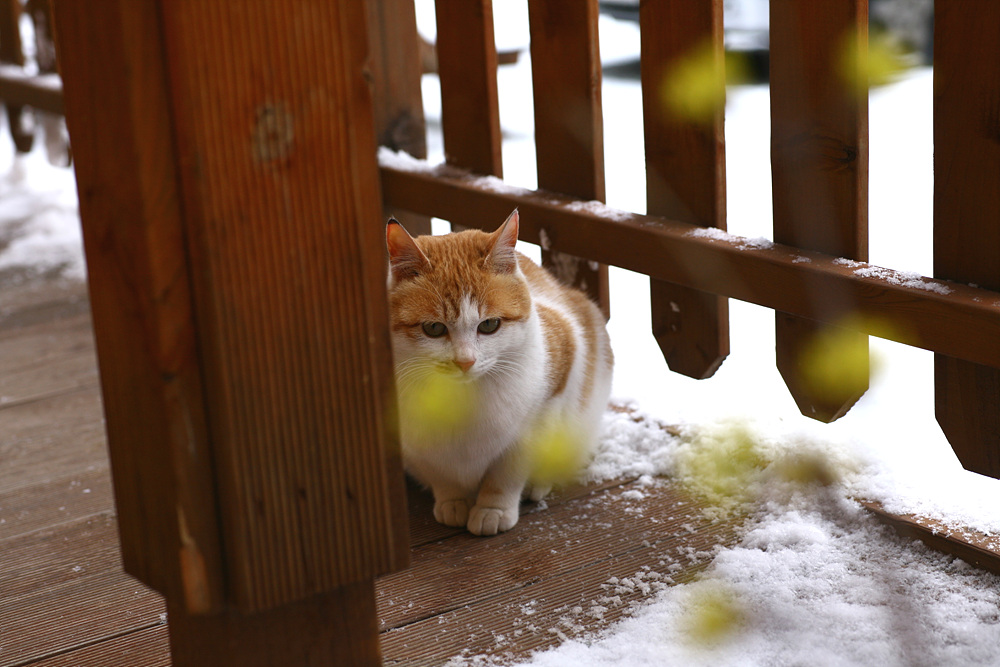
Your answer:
798,314 -> 898,404
528,416 -> 588,488
397,368 -> 477,445
682,582 -> 744,645
676,422 -> 768,512
839,28 -> 910,98
661,42 -> 749,123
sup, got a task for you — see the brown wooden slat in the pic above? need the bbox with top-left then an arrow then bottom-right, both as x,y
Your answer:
933,3 -> 1000,479
367,0 -> 426,159
862,501 -> 1000,576
0,570 -> 165,667
528,0 -> 609,316
2,512 -> 123,601
0,313 -> 97,407
380,165 -> 1000,371
367,0 -> 432,236
770,0 -> 870,422
0,465 -> 112,541
641,0 -> 729,380
26,626 -> 171,667
0,387 -> 106,490
0,0 -> 34,152
434,0 -> 502,177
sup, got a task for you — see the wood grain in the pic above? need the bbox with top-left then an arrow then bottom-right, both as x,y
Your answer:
641,0 -> 729,379
434,0 -> 502,177
770,0 -> 869,422
528,0 -> 609,316
53,0 -> 225,613
933,3 -> 1000,479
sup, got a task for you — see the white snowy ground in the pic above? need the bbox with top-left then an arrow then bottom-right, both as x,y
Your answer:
2,5 -> 999,665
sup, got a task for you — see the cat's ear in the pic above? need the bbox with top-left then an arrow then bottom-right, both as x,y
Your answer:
386,218 -> 430,282
487,209 -> 519,274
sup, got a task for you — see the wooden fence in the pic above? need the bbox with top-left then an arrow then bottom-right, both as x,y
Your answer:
6,0 -> 999,664
378,0 -> 1000,480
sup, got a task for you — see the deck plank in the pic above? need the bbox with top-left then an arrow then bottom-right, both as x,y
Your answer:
378,481 -> 734,665
24,626 -> 171,667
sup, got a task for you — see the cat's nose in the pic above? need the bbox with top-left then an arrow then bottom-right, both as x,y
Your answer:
455,358 -> 475,373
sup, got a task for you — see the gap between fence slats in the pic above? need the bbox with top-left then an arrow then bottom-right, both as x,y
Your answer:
527,0 -> 610,317
933,3 -> 1000,478
380,164 -> 1000,373
770,0 -> 869,423
434,0 -> 502,178
640,0 -> 729,380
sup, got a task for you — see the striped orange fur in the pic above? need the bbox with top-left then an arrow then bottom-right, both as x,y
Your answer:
386,210 -> 613,535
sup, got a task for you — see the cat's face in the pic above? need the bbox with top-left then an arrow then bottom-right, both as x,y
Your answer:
386,211 -> 532,385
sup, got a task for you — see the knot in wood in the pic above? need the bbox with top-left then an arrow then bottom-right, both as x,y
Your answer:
252,103 -> 295,164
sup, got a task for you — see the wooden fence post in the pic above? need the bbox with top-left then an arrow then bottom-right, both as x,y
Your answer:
770,0 -> 869,422
53,1 -> 408,663
934,2 -> 1000,478
368,0 -> 432,236
640,0 -> 729,379
435,0 -> 503,179
528,0 -> 610,317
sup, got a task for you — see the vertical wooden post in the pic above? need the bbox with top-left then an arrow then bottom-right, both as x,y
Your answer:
934,2 -> 1000,478
54,0 -> 407,663
435,0 -> 503,179
770,0 -> 869,422
640,0 -> 729,379
528,0 -> 610,316
368,0 -> 432,235
0,0 -> 33,152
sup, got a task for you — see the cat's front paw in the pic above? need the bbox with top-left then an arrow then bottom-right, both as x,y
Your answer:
434,498 -> 470,527
467,505 -> 519,536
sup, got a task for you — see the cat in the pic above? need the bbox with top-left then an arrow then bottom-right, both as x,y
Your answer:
385,210 -> 613,536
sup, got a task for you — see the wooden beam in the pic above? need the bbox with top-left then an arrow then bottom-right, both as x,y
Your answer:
528,0 -> 609,316
770,0 -> 870,422
934,2 -> 1000,478
56,0 -> 407,660
640,0 -> 729,379
380,164 -> 1000,371
53,0 -> 226,614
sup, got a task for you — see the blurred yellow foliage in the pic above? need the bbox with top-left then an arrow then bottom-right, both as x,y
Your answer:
839,28 -> 910,97
397,367 -> 477,445
798,314 -> 898,404
527,415 -> 588,488
676,422 -> 767,511
681,582 -> 745,645
661,42 -> 748,123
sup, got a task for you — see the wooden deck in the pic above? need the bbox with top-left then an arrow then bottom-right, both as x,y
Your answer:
5,272 -> 999,666
1,273 -> 736,666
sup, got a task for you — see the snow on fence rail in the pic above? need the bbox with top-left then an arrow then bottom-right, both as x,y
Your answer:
374,0 -> 1000,479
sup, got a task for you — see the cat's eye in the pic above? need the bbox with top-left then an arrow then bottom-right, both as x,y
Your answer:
478,318 -> 501,335
422,321 -> 448,338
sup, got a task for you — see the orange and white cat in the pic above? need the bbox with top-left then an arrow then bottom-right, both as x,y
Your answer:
386,210 -> 613,535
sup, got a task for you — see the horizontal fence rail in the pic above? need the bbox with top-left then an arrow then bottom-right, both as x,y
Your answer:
380,160 -> 1000,372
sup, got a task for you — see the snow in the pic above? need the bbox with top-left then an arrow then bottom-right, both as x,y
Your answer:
4,3 -> 1000,665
